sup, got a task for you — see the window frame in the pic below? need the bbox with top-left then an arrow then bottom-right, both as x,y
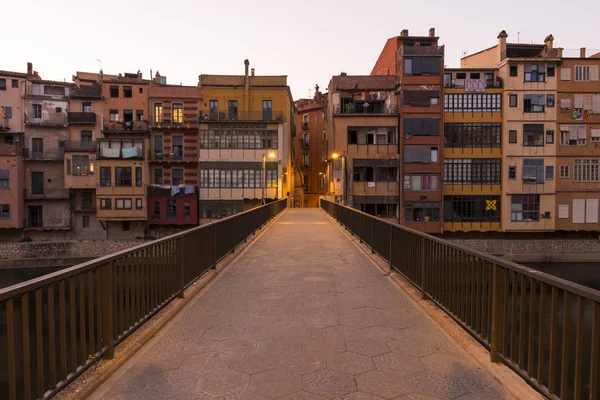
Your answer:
123,86 -> 132,98
509,94 -> 517,107
100,198 -> 112,210
115,198 -> 132,210
114,167 -> 132,187
559,165 -> 569,179
0,204 -> 10,219
509,64 -> 518,77
508,130 -> 517,144
99,167 -> 111,186
109,86 -> 119,98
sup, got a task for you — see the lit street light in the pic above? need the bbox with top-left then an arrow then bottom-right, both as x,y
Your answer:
261,152 -> 276,205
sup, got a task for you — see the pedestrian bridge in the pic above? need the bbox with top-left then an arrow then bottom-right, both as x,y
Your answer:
1,200 -> 599,400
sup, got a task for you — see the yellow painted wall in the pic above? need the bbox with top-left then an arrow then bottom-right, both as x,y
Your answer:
96,159 -> 148,220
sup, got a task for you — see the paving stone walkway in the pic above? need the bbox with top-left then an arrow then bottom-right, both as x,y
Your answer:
92,208 -> 509,400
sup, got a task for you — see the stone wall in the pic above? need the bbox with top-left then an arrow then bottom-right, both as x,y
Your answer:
449,238 -> 600,255
0,240 -> 141,260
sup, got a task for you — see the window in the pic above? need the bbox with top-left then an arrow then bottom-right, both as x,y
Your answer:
403,118 -> 440,136
303,154 -> 309,167
509,65 -> 518,77
546,165 -> 554,180
509,94 -> 517,107
136,198 -> 143,210
136,110 -> 144,121
100,198 -> 111,210
199,200 -> 243,219
404,57 -> 440,75
560,125 -> 587,146
575,65 -> 590,82
443,196 -> 501,222
227,100 -> 238,120
470,72 -> 480,79
32,104 -> 42,118
262,100 -> 273,120
523,124 -> 544,146
354,199 -> 399,219
574,159 -> 599,182
44,85 -> 65,96
115,167 -> 132,186
172,103 -> 183,125
403,146 -> 439,163
154,103 -> 163,124
172,136 -> 183,160
592,129 -> 600,143
122,221 -> 130,231
444,123 -> 501,149
123,86 -> 132,98
0,79 -> 7,91
560,165 -> 569,178
10,79 -> 17,89
32,138 -> 43,158
139,88 -> 143,94
546,130 -> 554,144
547,94 -> 555,107
81,191 -> 93,210
82,216 -> 90,228
152,201 -> 161,220
109,109 -> 119,122
511,195 -> 540,221
116,198 -> 132,210
403,174 -> 439,191
548,65 -> 555,77
100,167 -> 111,186
302,114 -> 308,123
404,202 -> 440,222
524,94 -> 545,112
0,170 -> 9,189
110,86 -> 119,97
0,204 -> 9,219
172,169 -> 184,185
443,159 -> 501,185
403,90 -> 440,107
209,100 -> 218,120
184,201 -> 191,220
444,93 -> 501,113
55,107 -> 62,113
72,155 -> 92,175
558,204 -> 569,219
524,64 -> 546,82
522,158 -> 544,183
561,68 -> 572,81
322,131 -> 326,141
154,168 -> 163,185
573,199 -> 599,224
135,166 -> 142,187
509,130 -> 517,144
354,160 -> 398,183
508,166 -> 516,180
167,200 -> 177,221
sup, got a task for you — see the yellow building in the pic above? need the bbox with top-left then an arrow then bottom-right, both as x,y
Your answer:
443,68 -> 503,232
197,60 -> 294,221
462,31 -> 560,232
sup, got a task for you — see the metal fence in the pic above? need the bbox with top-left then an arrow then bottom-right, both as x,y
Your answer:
0,199 -> 287,400
320,199 -> 600,400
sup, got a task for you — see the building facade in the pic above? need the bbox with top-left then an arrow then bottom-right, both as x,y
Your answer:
293,85 -> 327,208
325,74 -> 400,222
197,60 -> 293,223
372,28 -> 445,233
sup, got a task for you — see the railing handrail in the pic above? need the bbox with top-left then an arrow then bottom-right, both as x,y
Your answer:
0,198 -> 287,301
320,198 -> 600,302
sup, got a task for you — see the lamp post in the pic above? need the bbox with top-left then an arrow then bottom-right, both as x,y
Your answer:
331,153 -> 347,205
261,152 -> 276,205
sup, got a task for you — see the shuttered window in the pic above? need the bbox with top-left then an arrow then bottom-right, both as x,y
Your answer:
560,68 -> 571,81
586,199 -> 598,223
558,205 -> 569,219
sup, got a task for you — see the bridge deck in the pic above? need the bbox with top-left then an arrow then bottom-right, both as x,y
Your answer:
91,209 -> 509,400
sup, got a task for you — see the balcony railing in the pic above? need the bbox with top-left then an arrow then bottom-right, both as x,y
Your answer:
501,48 -> 559,60
22,148 -> 64,160
103,120 -> 149,133
0,145 -> 23,157
148,150 -> 197,162
151,119 -> 199,129
23,217 -> 71,229
334,102 -> 398,115
199,110 -> 284,122
64,140 -> 96,152
25,113 -> 67,127
402,45 -> 445,56
68,112 -> 97,124
24,188 -> 71,200
444,79 -> 504,89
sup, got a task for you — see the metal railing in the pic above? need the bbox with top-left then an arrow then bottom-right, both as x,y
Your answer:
150,119 -> 199,129
22,148 -> 64,160
320,199 -> 600,400
24,189 -> 70,200
67,112 -> 96,125
198,110 -> 284,122
402,45 -> 445,56
102,120 -> 149,133
64,140 -> 95,152
0,198 -> 287,400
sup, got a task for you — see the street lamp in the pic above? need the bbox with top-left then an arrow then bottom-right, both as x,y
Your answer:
330,152 -> 347,205
261,152 -> 276,205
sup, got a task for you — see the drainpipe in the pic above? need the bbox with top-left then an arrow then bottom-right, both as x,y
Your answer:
244,60 -> 250,116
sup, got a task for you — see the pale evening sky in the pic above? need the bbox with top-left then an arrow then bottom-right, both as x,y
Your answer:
2,0 -> 599,101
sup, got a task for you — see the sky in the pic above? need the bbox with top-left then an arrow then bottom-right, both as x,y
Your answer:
2,0 -> 600,101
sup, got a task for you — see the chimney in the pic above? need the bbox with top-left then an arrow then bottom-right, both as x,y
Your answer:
557,48 -> 563,58
197,75 -> 202,88
340,72 -> 347,76
544,34 -> 554,49
400,29 -> 409,37
137,70 -> 142,80
27,62 -> 33,76
251,68 -> 255,76
429,28 -> 435,38
581,47 -> 586,58
497,30 -> 508,57
244,59 -> 250,115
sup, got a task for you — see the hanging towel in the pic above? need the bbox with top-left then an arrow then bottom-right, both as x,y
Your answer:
102,148 -> 120,158
122,147 -> 138,158
171,185 -> 180,196
184,185 -> 195,194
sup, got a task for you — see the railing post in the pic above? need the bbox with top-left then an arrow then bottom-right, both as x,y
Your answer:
102,262 -> 114,359
244,213 -> 248,243
177,237 -> 185,298
490,263 -> 506,363
231,218 -> 236,253
389,225 -> 393,268
350,209 -> 353,236
371,218 -> 375,254
420,237 -> 427,299
359,214 -> 363,244
212,225 -> 217,269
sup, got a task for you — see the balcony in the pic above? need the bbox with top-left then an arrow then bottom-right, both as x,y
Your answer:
334,101 -> 398,115
148,150 -> 197,163
25,113 -> 67,127
147,185 -> 198,197
402,45 -> 444,56
64,140 -> 96,152
68,112 -> 97,124
102,120 -> 149,133
151,119 -> 199,130
0,143 -> 23,157
302,122 -> 309,130
501,47 -> 559,60
199,110 -> 284,122
22,148 -> 64,161
0,118 -> 19,132
23,217 -> 71,229
24,188 -> 70,200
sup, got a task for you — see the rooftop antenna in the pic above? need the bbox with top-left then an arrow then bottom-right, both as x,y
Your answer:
94,58 -> 102,71
517,29 -> 525,44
